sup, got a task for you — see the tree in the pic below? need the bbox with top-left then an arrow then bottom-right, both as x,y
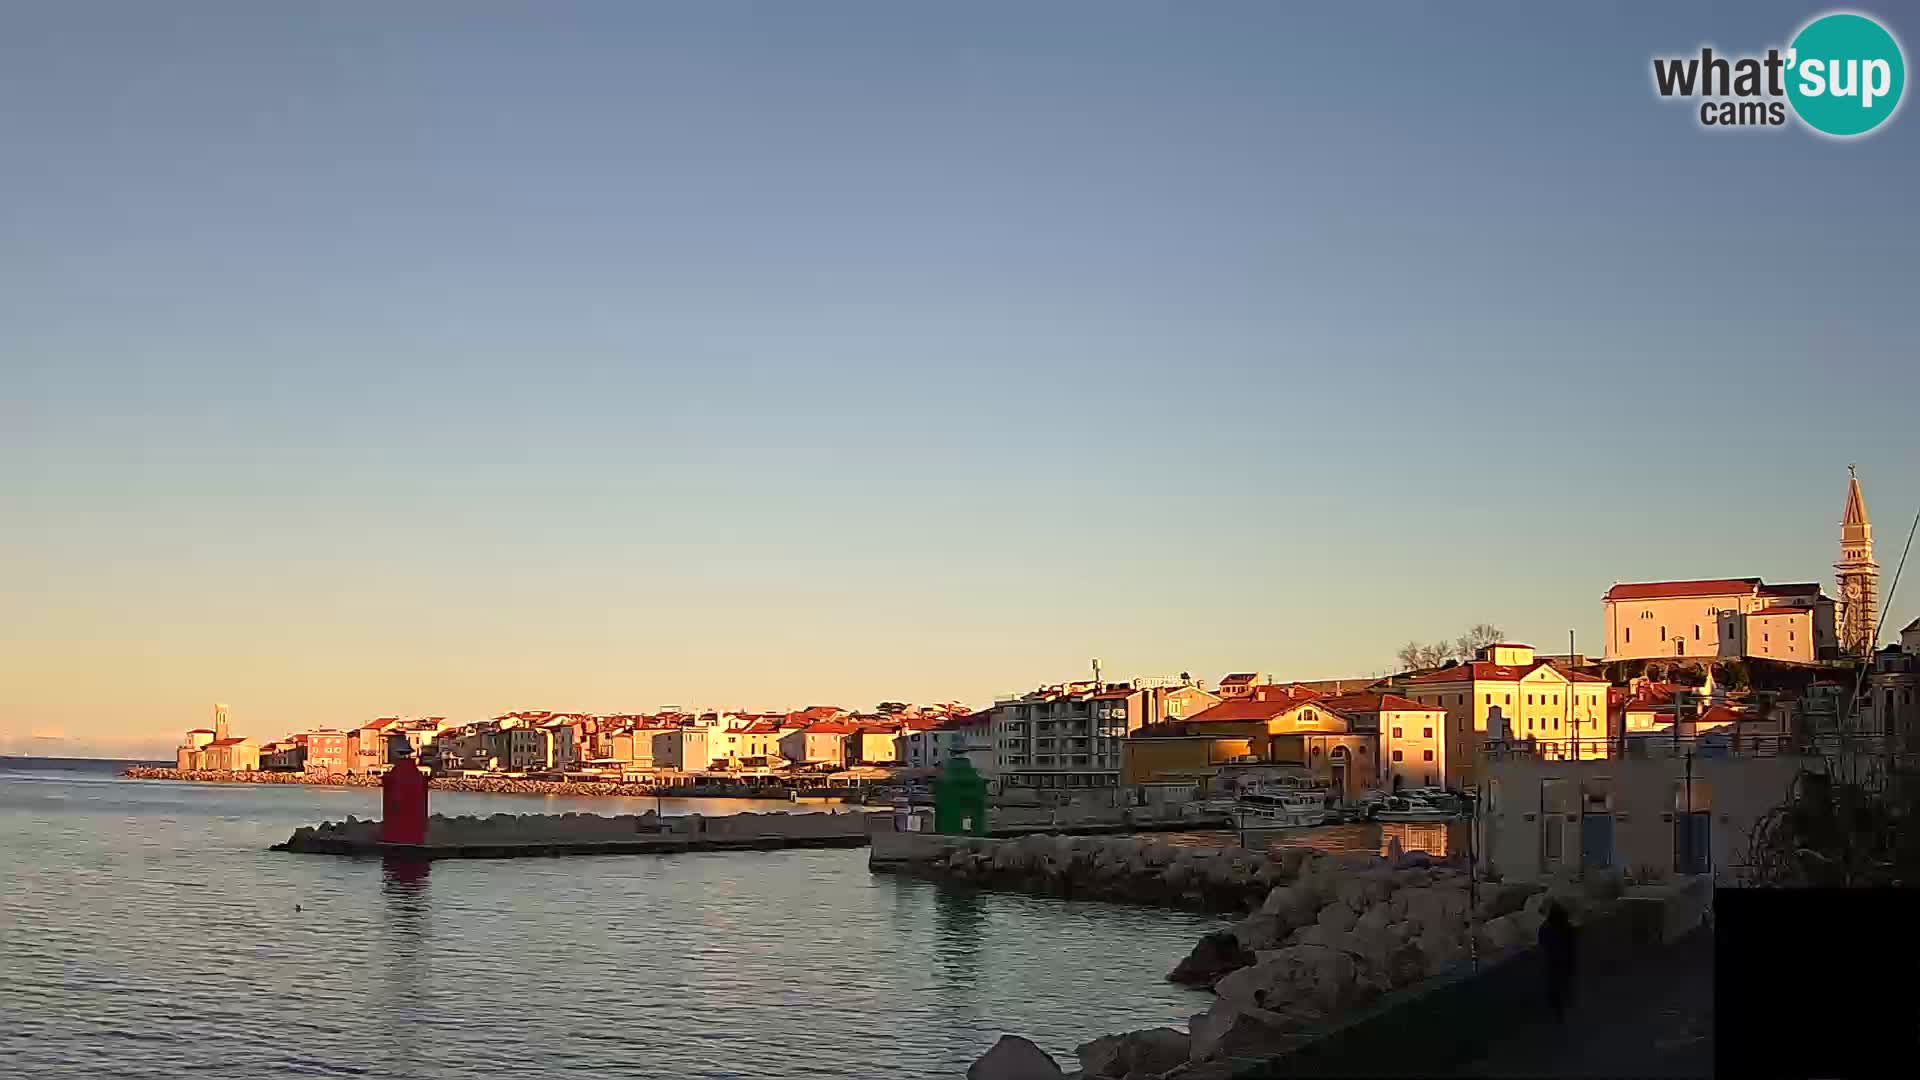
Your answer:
1393,623 -> 1508,672
1454,623 -> 1506,660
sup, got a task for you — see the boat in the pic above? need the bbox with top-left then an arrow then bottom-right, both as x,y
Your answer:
1374,794 -> 1456,823
1233,789 -> 1334,830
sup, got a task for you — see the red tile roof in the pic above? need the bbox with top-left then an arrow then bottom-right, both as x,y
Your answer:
1605,578 -> 1762,600
802,721 -> 858,735
207,738 -> 249,747
1406,661 -> 1606,685
1185,687 -> 1321,723
1316,692 -> 1447,715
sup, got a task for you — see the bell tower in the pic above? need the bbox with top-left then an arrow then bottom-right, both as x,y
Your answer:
1836,465 -> 1879,656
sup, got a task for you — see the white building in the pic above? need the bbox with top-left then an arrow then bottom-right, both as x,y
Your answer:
1602,577 -> 1838,662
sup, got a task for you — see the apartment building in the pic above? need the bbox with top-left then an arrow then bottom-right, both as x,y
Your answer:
996,678 -> 1218,790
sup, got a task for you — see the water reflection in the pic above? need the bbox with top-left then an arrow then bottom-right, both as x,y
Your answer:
379,858 -> 430,1075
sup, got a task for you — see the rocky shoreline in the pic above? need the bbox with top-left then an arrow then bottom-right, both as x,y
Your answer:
877,833 -> 1634,1080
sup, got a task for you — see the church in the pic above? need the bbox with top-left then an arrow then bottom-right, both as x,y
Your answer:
1601,468 -> 1878,663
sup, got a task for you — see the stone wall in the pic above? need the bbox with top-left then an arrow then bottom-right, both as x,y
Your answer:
287,809 -> 882,848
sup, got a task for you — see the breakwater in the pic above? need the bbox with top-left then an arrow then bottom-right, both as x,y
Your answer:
877,833 -> 1703,1079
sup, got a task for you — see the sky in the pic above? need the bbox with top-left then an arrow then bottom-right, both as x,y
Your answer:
5,2 -> 1918,758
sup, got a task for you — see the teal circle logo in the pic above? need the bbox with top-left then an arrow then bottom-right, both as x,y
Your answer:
1786,13 -> 1905,136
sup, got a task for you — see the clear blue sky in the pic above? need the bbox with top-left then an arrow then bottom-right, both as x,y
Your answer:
4,2 -> 1917,754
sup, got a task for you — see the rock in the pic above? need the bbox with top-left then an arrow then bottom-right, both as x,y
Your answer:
1230,913 -> 1285,953
1316,900 -> 1360,933
1473,882 -> 1541,920
1215,943 -> 1364,1018
1354,901 -> 1393,936
1187,999 -> 1308,1064
1475,913 -> 1525,955
1401,885 -> 1467,934
1074,1027 -> 1190,1079
1167,928 -> 1254,986
1393,867 -> 1434,890
1259,883 -> 1318,925
968,1034 -> 1063,1080
1393,850 -> 1433,869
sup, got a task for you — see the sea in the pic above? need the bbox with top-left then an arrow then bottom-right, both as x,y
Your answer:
0,757 -> 1460,1079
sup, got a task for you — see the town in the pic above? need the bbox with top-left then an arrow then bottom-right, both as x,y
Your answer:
154,468 -> 1918,832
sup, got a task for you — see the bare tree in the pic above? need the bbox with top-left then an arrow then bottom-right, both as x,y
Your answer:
1453,623 -> 1507,661
1394,623 -> 1507,672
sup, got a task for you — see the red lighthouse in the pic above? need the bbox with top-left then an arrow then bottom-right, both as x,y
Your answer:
380,745 -> 429,846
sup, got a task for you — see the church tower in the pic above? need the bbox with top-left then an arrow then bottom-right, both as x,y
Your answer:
1836,465 -> 1879,656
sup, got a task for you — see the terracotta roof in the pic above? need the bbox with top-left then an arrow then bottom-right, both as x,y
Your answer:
207,738 -> 250,747
1184,688 -> 1322,723
1405,661 -> 1606,685
802,721 -> 858,735
1090,688 -> 1136,700
1316,692 -> 1446,715
1749,606 -> 1812,617
1605,578 -> 1762,601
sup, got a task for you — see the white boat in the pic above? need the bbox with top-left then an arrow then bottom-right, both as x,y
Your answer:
1233,790 -> 1333,830
1373,795 -> 1456,823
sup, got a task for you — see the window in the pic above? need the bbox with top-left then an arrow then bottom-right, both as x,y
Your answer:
1789,631 -> 1795,641
1764,633 -> 1769,642
1423,727 -> 1433,738
1660,626 -> 1667,641
1392,726 -> 1403,737
1528,718 -> 1535,730
1505,695 -> 1512,705
1694,624 -> 1701,640
1392,750 -> 1403,761
1423,750 -> 1434,761
1311,745 -> 1322,756
1626,628 -> 1632,644
1725,623 -> 1734,638
1553,718 -> 1560,730
1484,694 -> 1491,704
1527,694 -> 1534,705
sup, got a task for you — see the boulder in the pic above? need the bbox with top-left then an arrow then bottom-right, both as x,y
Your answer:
1230,913 -> 1286,953
1473,882 -> 1542,920
1215,944 -> 1364,1017
1315,900 -> 1359,933
1187,998 -> 1310,1064
1074,1027 -> 1190,1079
1584,867 -> 1626,901
1259,883 -> 1318,925
1475,913 -> 1525,955
1167,928 -> 1254,986
1354,901 -> 1393,936
968,1034 -> 1064,1080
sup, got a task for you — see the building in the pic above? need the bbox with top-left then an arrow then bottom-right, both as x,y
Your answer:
1396,643 -> 1611,786
849,724 -> 902,765
1477,746 -> 1810,881
1866,631 -> 1920,794
780,721 -> 855,767
349,718 -> 400,773
997,678 -> 1219,790
299,730 -> 352,776
897,711 -> 993,773
1317,693 -> 1450,790
1836,466 -> 1879,657
175,728 -> 215,769
200,737 -> 259,772
1602,578 -> 1838,661
1122,684 -> 1376,800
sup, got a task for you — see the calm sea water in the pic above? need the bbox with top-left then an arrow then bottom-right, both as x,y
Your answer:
0,758 -> 1227,1079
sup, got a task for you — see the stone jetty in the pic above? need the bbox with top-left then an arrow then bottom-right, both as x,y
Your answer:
276,809 -> 882,858
872,833 -> 1689,1079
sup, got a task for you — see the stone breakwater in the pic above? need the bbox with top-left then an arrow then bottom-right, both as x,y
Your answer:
124,767 -> 667,798
876,833 -> 1627,1080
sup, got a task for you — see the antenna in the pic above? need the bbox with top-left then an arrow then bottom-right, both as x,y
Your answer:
1092,658 -> 1102,687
